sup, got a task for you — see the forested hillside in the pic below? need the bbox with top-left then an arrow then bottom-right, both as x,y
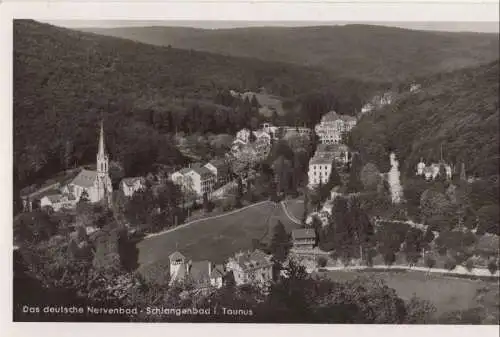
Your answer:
83,24 -> 499,82
14,20 -> 378,191
350,60 -> 499,179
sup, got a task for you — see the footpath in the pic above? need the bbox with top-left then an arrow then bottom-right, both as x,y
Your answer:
318,264 -> 500,279
144,200 -> 271,239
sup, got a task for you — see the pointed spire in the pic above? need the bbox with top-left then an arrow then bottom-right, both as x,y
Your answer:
98,120 -> 105,157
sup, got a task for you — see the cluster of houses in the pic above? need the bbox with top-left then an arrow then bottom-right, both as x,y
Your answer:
307,111 -> 355,188
416,158 -> 453,181
168,249 -> 274,290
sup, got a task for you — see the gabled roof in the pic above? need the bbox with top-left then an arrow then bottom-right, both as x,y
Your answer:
190,166 -> 215,179
70,169 -> 98,188
292,228 -> 316,240
121,177 -> 145,187
233,249 -> 272,270
169,251 -> 186,261
206,159 -> 230,175
309,156 -> 334,165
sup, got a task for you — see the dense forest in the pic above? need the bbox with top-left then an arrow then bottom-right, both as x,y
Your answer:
349,59 -> 499,179
84,24 -> 499,82
14,20 -> 380,192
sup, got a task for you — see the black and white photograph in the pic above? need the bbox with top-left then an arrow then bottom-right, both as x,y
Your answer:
4,0 -> 499,332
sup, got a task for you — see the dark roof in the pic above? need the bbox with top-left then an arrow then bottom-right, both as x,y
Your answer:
475,234 -> 499,254
207,159 -> 230,174
191,166 -> 215,178
292,228 -> 316,240
234,250 -> 272,270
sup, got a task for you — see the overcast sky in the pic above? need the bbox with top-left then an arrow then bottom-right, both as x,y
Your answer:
44,20 -> 499,33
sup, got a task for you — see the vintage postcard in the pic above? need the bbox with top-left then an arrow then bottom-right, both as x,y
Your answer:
2,0 -> 499,336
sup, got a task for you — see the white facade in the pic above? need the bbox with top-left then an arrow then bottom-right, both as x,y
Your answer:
185,168 -> 216,196
308,158 -> 333,187
416,160 -> 452,181
226,250 -> 273,286
314,111 -> 357,145
120,177 -> 145,197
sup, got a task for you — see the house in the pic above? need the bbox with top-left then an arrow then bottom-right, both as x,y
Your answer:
308,155 -> 334,187
169,251 -> 225,289
315,143 -> 350,165
204,159 -> 231,186
226,250 -> 273,286
184,166 -> 216,197
416,159 -> 452,181
40,193 -> 77,212
120,177 -> 146,197
291,229 -> 316,250
314,111 -> 357,144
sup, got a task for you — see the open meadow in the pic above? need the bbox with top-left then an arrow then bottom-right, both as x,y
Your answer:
137,200 -> 302,282
315,269 -> 499,319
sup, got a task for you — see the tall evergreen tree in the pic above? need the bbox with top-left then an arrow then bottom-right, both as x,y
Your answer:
347,153 -> 363,193
269,220 -> 292,264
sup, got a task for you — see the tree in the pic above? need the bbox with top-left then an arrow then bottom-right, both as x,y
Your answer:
476,204 -> 499,235
487,259 -> 498,275
347,153 -> 363,193
203,192 -> 213,213
269,220 -> 292,264
317,256 -> 327,268
360,162 -> 381,191
444,256 -> 457,271
79,189 -> 90,203
235,176 -> 244,208
404,296 -> 437,324
424,254 -> 436,270
403,227 -> 424,266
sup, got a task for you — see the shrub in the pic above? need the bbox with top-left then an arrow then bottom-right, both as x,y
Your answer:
317,256 -> 328,268
487,259 -> 498,275
444,257 -> 457,271
424,255 -> 436,269
464,258 -> 474,272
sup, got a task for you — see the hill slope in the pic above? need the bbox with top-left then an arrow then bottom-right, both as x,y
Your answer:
13,20 -> 378,190
349,60 -> 499,179
83,24 -> 499,82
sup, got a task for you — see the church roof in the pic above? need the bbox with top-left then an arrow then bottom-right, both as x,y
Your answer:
70,169 -> 98,188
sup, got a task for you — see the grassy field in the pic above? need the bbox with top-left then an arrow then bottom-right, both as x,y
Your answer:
283,197 -> 305,222
137,200 -> 302,282
315,269 -> 499,317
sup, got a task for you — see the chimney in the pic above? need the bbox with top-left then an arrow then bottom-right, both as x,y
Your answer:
208,262 -> 212,277
187,260 -> 192,274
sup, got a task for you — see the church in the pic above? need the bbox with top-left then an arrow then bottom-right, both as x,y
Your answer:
40,121 -> 113,211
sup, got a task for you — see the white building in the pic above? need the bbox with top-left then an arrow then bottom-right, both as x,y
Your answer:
280,126 -> 313,139
226,250 -> 273,287
40,193 -> 77,212
314,111 -> 357,144
308,155 -> 334,187
204,159 -> 231,186
185,167 -> 216,197
120,177 -> 146,197
416,158 -> 452,181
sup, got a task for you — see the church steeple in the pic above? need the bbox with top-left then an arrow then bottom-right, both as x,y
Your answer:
97,120 -> 108,175
98,120 -> 106,159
